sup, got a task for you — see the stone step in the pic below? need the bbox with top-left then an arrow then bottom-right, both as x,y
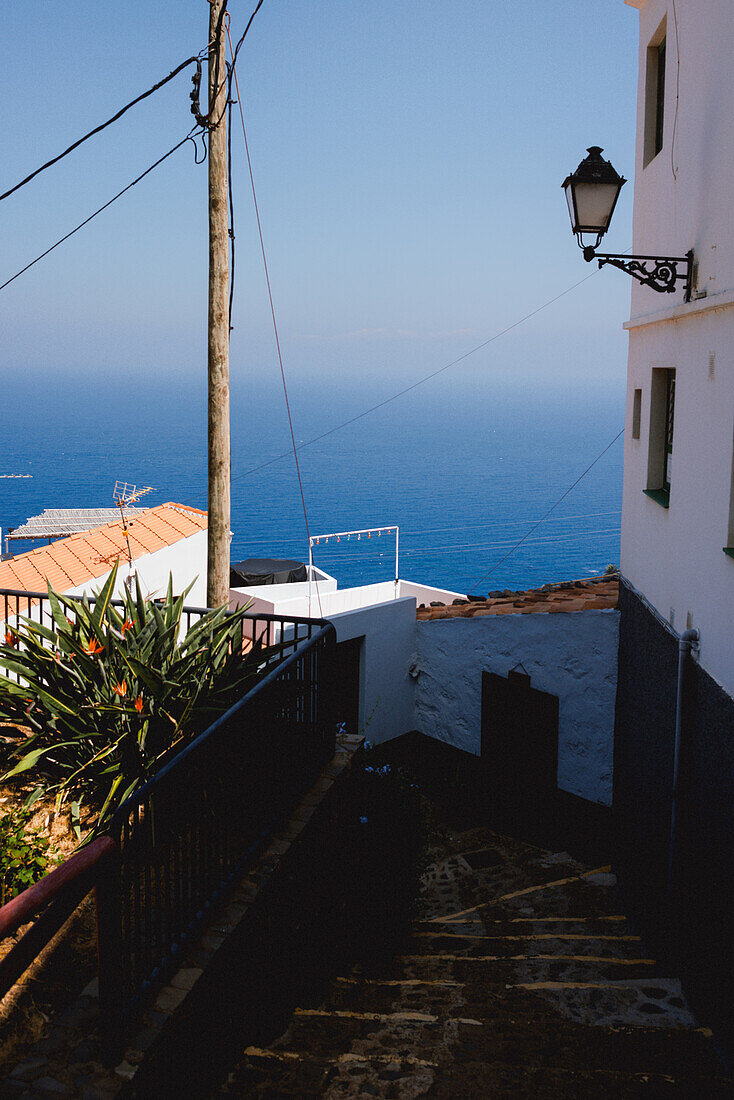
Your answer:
418,875 -> 625,919
325,976 -> 464,1016
267,1000 -> 723,1078
221,1046 -> 734,1098
407,929 -> 646,959
323,975 -> 701,1038
219,1047 -> 438,1097
415,914 -> 634,936
396,952 -> 661,984
428,1060 -> 734,1098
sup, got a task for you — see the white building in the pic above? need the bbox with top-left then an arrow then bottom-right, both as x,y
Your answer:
614,0 -> 734,1058
0,502 -> 209,612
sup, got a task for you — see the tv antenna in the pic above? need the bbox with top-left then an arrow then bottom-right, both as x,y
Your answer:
107,482 -> 155,588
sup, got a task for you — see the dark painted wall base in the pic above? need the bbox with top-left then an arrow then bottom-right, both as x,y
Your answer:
614,580 -> 734,1064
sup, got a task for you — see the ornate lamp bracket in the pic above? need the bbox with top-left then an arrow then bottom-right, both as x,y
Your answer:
583,247 -> 693,301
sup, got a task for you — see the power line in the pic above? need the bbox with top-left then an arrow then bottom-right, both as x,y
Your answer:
468,427 -> 625,593
231,265 -> 604,483
0,57 -> 203,204
228,0 -> 267,71
0,132 -> 201,294
229,509 -> 623,551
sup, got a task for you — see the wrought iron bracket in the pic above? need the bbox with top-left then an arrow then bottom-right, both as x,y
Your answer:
583,247 -> 693,301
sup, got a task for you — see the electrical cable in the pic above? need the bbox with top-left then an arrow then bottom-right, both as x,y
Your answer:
229,509 -> 622,552
231,264 -> 605,483
225,17 -> 322,616
227,91 -> 236,330
467,427 -> 625,593
0,58 -> 204,204
228,0 -> 266,72
0,131 -> 202,295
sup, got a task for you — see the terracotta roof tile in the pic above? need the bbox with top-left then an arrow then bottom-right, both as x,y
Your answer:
416,577 -> 619,620
0,503 -> 207,595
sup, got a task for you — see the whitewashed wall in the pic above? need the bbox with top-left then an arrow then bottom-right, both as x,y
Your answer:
622,0 -> 734,697
64,531 -> 209,608
414,610 -> 620,806
329,596 -> 417,745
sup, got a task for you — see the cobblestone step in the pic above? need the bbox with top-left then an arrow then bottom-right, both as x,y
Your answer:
214,820 -> 733,1098
222,1044 -> 734,1099
376,952 -> 661,984
407,930 -> 647,959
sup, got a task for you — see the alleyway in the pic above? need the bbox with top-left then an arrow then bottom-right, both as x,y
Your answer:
217,816 -> 733,1097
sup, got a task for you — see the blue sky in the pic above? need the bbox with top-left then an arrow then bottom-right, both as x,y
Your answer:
1,1 -> 639,389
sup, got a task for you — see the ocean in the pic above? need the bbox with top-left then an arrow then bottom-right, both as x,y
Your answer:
0,369 -> 624,596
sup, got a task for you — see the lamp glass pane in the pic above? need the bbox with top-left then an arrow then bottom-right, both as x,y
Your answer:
564,182 -> 577,230
573,181 -> 620,232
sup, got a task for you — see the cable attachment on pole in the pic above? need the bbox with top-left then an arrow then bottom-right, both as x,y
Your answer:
189,60 -> 208,128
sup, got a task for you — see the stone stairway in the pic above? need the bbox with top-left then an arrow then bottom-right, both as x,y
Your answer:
216,823 -> 733,1098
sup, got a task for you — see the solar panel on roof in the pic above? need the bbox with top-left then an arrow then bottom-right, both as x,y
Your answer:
7,508 -> 143,541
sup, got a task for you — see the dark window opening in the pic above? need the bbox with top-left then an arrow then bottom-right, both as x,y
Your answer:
663,368 -> 675,493
654,38 -> 666,159
644,21 -> 667,166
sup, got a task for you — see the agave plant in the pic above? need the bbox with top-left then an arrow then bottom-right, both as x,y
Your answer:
0,565 -> 276,833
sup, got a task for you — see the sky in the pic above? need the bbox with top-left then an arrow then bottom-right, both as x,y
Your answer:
0,1 -> 640,394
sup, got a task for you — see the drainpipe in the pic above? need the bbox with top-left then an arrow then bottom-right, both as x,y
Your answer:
667,627 -> 699,903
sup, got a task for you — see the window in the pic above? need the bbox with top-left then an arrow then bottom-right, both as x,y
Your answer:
632,389 -> 642,440
644,368 -> 675,507
644,20 -> 667,166
662,369 -> 675,492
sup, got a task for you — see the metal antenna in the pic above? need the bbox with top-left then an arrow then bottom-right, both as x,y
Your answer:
111,483 -> 155,589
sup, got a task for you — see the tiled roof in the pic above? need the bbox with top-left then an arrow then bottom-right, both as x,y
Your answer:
0,503 -> 207,594
416,576 -> 619,620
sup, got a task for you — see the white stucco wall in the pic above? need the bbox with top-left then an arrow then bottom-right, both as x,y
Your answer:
621,0 -> 734,697
231,580 -> 464,621
63,531 -> 209,608
328,596 -> 417,745
414,610 -> 620,806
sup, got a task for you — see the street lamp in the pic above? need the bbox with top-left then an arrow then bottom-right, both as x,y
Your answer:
563,146 -> 693,300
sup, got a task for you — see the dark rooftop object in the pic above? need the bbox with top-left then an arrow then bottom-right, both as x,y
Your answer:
229,558 -> 307,588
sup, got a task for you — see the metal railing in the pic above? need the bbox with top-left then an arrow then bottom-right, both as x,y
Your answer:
97,620 -> 338,1038
0,588 -> 325,682
0,837 -> 116,1002
0,600 -> 340,1050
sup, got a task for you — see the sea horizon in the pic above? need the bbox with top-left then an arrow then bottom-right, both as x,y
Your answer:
0,368 -> 624,596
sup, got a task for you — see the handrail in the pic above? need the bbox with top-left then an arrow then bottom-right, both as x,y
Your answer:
0,836 -> 117,1003
0,836 -> 116,941
0,588 -> 328,628
110,621 -> 336,830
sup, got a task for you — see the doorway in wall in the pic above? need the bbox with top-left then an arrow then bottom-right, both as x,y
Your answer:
333,637 -> 362,738
481,668 -> 559,828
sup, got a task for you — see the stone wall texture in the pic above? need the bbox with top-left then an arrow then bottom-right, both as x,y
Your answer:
414,609 -> 620,806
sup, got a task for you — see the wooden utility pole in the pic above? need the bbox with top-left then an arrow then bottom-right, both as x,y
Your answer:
206,0 -> 231,608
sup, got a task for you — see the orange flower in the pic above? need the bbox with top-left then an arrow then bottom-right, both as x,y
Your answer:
4,629 -> 17,648
134,695 -> 144,713
86,638 -> 104,656
112,681 -> 127,698
120,619 -> 134,636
